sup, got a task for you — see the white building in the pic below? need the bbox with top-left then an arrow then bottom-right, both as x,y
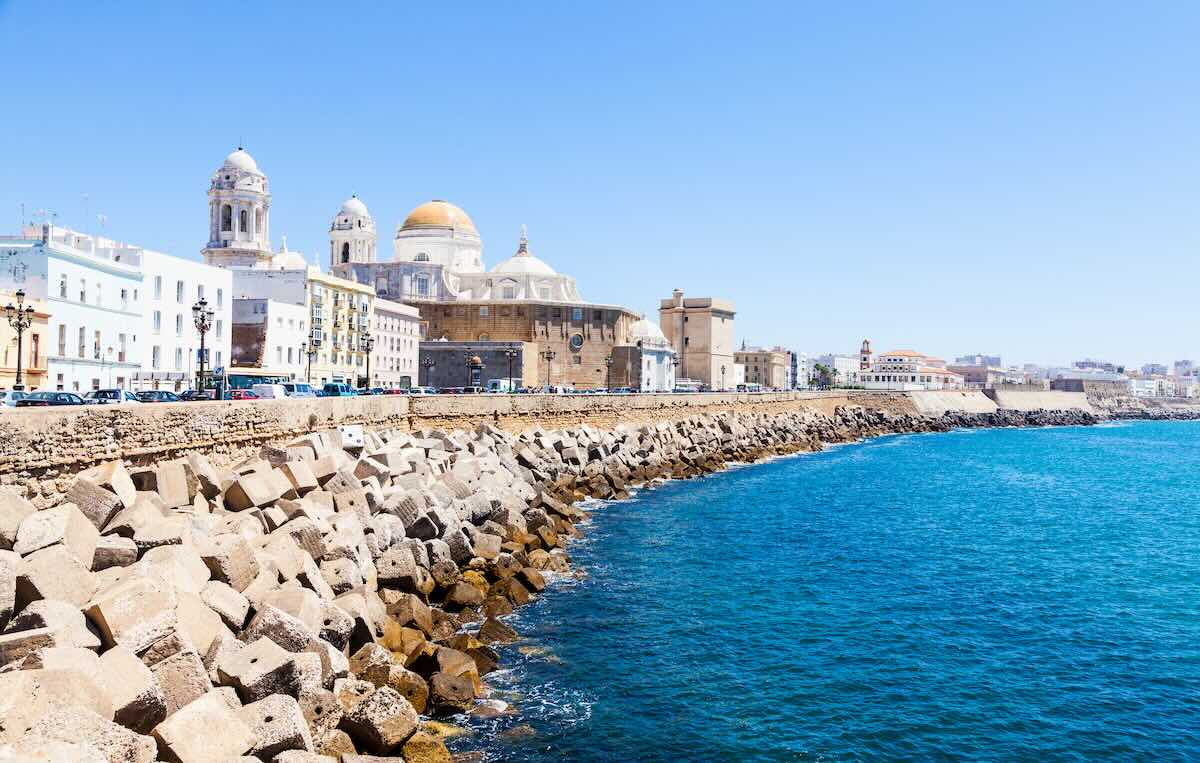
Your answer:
138,250 -> 232,392
231,298 -> 309,381
330,195 -> 377,268
861,349 -> 964,390
392,199 -> 483,276
814,353 -> 864,386
624,318 -> 676,392
370,298 -> 421,389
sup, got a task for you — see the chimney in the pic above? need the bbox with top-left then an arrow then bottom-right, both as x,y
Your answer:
672,288 -> 684,307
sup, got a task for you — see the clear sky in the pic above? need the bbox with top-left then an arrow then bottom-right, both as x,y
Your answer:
2,1 -> 1197,368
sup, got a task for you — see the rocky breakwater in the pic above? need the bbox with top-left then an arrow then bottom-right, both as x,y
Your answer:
0,404 -> 1097,762
1090,396 -> 1200,421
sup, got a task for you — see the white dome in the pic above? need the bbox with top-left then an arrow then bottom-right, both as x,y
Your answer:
630,318 -> 667,342
223,148 -> 260,173
341,195 -> 369,217
492,253 -> 556,276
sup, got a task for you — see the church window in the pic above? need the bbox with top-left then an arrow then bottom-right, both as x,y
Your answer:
479,306 -> 489,317
415,252 -> 430,262
593,310 -> 602,321
221,205 -> 232,232
502,286 -> 516,299
239,209 -> 249,232
415,276 -> 430,297
341,243 -> 350,264
571,308 -> 583,321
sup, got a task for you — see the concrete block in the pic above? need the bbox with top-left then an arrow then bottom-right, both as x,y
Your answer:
71,461 -> 137,521
0,668 -> 114,745
102,493 -> 165,539
92,535 -> 138,571
319,558 -> 361,596
155,460 -> 192,510
0,548 -> 15,630
17,544 -> 99,609
151,648 -> 212,718
151,691 -> 255,763
224,472 -> 283,511
0,491 -> 35,550
99,645 -> 167,733
5,598 -> 101,650
200,580 -> 249,631
362,663 -> 429,715
68,479 -> 128,533
243,604 -> 317,653
132,515 -> 193,553
280,462 -> 319,497
375,546 -> 420,591
85,576 -> 178,654
0,627 -> 58,666
238,693 -> 314,759
175,591 -> 231,657
13,706 -> 157,763
200,534 -> 261,592
14,503 -> 99,565
216,637 -> 303,703
337,685 -> 418,754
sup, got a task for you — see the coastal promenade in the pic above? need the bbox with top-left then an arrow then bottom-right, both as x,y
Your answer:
0,389 -> 1097,505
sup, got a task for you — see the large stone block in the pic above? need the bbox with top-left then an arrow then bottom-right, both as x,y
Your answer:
200,534 -> 260,592
200,580 -> 249,631
0,548 -> 15,630
16,543 -> 99,609
0,668 -> 114,745
0,491 -> 36,550
223,471 -> 284,511
216,637 -> 303,703
337,686 -> 419,754
93,535 -> 138,571
5,598 -> 101,650
151,648 -> 213,719
151,691 -> 256,763
99,645 -> 167,733
243,604 -> 316,653
12,706 -> 157,763
239,693 -> 314,759
85,576 -> 178,654
155,461 -> 193,510
14,503 -> 99,565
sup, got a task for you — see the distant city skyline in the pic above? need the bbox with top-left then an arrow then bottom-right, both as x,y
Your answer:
2,2 -> 1198,367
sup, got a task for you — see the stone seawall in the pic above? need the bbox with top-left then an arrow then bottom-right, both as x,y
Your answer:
0,400 -> 1100,760
0,389 -> 1096,507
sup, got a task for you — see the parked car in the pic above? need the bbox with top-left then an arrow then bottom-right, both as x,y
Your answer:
408,387 -> 436,395
251,383 -> 288,400
136,390 -> 181,403
383,388 -> 407,395
179,390 -> 214,401
0,390 -> 27,407
225,389 -> 259,400
281,382 -> 316,398
612,387 -> 635,394
84,389 -> 142,404
17,391 -> 89,407
319,383 -> 356,398
365,387 -> 386,396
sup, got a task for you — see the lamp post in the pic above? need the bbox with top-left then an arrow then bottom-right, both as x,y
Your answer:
463,349 -> 473,387
362,332 -> 374,390
503,346 -> 518,392
605,355 -> 613,390
191,297 -> 214,394
5,289 -> 36,390
540,348 -> 556,389
303,340 -> 319,383
421,357 -> 435,388
721,364 -> 726,391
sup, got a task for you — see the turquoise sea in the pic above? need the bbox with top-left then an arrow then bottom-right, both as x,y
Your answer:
456,420 -> 1200,761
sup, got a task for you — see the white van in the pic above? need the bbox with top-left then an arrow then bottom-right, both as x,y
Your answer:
251,383 -> 289,400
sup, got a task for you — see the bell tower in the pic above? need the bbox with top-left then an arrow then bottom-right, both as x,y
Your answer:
201,147 -> 272,268
329,195 -> 377,271
860,339 -> 873,371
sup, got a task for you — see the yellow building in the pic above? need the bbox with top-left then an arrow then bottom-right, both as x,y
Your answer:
0,290 -> 49,391
307,270 -> 374,386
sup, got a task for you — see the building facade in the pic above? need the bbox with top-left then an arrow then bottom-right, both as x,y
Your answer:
371,298 -> 420,389
418,341 -> 536,389
608,318 -> 676,392
230,298 -> 309,381
659,289 -> 736,390
138,250 -> 232,391
861,349 -> 965,390
734,346 -> 790,390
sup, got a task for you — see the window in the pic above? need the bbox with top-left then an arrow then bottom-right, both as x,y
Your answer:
175,314 -> 183,336
276,347 -> 282,364
197,284 -> 204,300
479,306 -> 489,317
221,205 -> 232,232
59,277 -> 67,298
215,351 -> 222,367
93,331 -> 100,360
287,347 -> 294,364
255,208 -> 263,233
56,373 -> 63,391
174,348 -> 183,370
78,327 -> 85,358
118,334 -> 126,362
341,243 -> 350,263
415,252 -> 430,262
57,325 -> 66,356
415,276 -> 429,297
154,276 -> 162,300
30,334 -> 39,368
239,209 -> 248,232
215,319 -> 222,336
216,288 -> 223,307
153,311 -> 161,333
176,280 -> 184,303
79,278 -> 86,302
502,286 -> 516,299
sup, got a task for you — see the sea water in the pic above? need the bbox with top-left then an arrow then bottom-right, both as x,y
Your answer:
454,421 -> 1200,761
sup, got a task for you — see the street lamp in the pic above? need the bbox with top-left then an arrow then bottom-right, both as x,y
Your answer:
303,340 -> 319,383
540,348 -> 556,389
721,364 -> 727,391
191,297 -> 214,394
605,354 -> 613,390
4,290 -> 36,390
421,357 -> 435,387
502,346 -> 518,392
362,332 -> 375,390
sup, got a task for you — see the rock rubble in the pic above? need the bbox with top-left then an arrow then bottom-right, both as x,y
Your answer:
0,404 -> 1099,761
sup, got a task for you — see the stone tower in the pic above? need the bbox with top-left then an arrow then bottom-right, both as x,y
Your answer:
201,147 -> 272,268
860,339 -> 873,371
329,195 -> 377,270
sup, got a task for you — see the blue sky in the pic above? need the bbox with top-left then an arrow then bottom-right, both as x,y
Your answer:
2,1 -> 1197,367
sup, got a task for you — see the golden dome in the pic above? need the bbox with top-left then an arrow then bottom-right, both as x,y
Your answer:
400,200 -> 477,234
